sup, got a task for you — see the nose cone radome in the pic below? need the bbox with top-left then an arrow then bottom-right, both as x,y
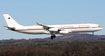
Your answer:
99,26 -> 103,30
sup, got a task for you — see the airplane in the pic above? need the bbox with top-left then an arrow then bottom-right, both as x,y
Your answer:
3,14 -> 103,39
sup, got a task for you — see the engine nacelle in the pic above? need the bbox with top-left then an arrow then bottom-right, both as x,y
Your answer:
59,31 -> 69,34
49,28 -> 59,31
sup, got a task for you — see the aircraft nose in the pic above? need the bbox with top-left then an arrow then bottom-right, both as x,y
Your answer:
101,27 -> 103,29
99,26 -> 103,30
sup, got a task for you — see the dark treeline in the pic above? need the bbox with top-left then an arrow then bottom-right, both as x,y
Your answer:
0,34 -> 105,56
0,42 -> 105,56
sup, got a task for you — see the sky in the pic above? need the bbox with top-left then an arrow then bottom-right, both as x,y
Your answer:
0,0 -> 105,40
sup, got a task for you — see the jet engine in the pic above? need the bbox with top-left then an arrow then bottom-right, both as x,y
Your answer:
59,31 -> 69,34
49,28 -> 60,31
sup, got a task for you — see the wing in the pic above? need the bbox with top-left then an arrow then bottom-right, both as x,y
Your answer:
36,22 -> 51,30
36,22 -> 72,34
36,22 -> 61,31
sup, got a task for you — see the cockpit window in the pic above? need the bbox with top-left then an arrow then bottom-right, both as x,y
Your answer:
98,26 -> 103,27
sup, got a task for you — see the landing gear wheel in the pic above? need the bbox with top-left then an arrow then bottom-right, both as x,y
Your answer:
53,35 -> 56,38
50,35 -> 56,40
51,36 -> 53,39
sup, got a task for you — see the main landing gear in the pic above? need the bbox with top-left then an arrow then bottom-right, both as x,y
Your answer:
51,34 -> 56,40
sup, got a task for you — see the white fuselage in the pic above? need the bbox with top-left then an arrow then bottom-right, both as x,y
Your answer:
14,24 -> 103,34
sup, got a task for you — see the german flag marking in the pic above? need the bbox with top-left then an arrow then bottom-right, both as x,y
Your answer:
8,17 -> 10,19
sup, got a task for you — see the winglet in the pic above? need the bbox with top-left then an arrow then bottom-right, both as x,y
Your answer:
36,22 -> 43,26
36,22 -> 51,30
